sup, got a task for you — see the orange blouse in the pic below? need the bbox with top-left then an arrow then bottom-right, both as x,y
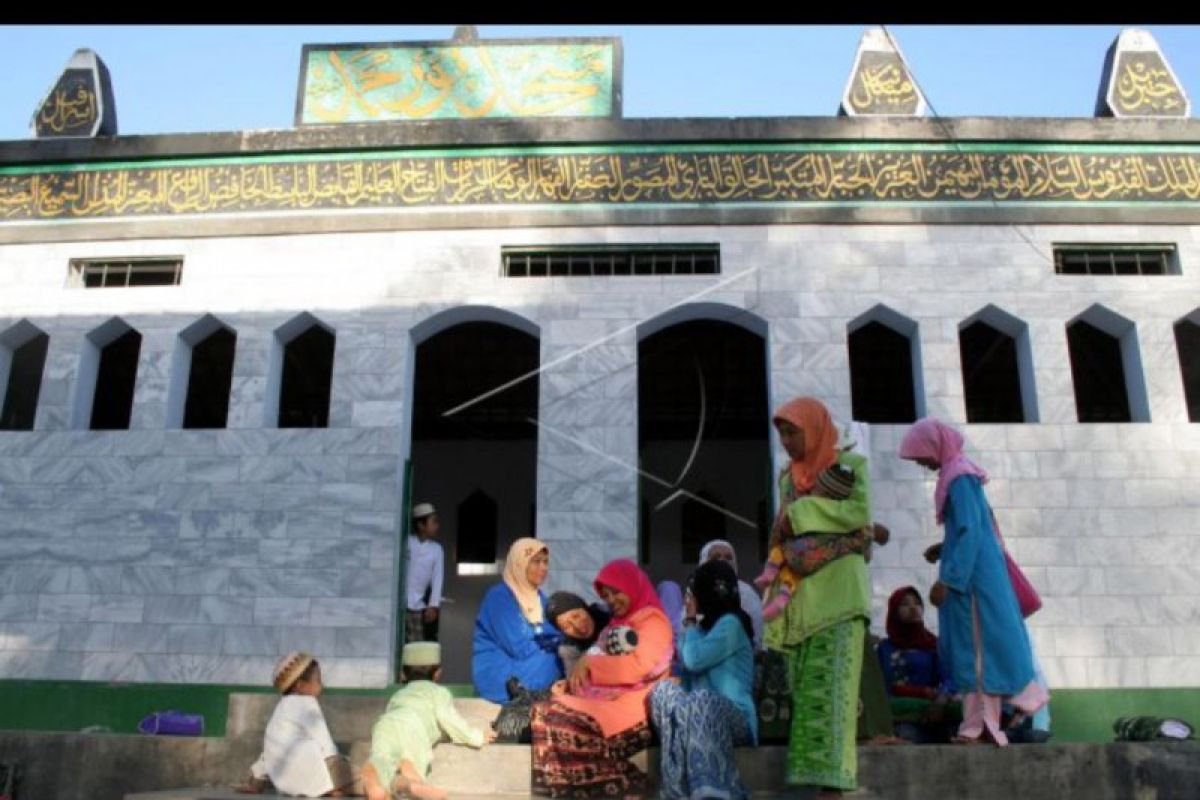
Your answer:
556,606 -> 673,737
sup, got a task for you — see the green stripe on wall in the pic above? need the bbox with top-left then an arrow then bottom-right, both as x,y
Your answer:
0,680 -> 477,737
1,680 -> 1196,742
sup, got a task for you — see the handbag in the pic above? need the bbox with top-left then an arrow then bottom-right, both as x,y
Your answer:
990,510 -> 1042,618
136,710 -> 204,736
1004,549 -> 1042,618
491,677 -> 551,744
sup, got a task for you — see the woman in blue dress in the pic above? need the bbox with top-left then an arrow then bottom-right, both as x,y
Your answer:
472,537 -> 563,703
899,418 -> 1048,746
650,558 -> 757,800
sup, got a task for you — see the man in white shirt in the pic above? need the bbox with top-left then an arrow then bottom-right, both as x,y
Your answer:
406,502 -> 444,643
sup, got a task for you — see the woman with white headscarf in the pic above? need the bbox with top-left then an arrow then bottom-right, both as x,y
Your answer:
471,538 -> 563,703
699,539 -> 764,649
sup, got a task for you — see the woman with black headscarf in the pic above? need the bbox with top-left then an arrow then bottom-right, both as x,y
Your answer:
649,559 -> 757,800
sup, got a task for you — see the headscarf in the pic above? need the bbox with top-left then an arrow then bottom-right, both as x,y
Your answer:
503,537 -> 549,625
545,591 -> 587,623
898,417 -> 989,523
773,397 -> 840,494
593,558 -> 663,625
546,591 -> 609,648
656,580 -> 685,630
885,586 -> 938,653
690,560 -> 754,643
698,539 -> 739,571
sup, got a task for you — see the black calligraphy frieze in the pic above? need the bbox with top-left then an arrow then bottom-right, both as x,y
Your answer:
31,49 -> 118,139
1,147 -> 1199,222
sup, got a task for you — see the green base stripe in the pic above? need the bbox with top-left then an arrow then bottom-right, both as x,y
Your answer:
0,680 -> 478,737
1044,688 -> 1200,744
1,680 -> 1197,743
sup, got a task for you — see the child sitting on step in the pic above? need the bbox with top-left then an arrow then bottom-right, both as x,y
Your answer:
755,463 -> 890,621
363,642 -> 496,800
237,651 -> 354,797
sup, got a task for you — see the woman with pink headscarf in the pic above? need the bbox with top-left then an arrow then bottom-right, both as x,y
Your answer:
530,559 -> 673,797
898,417 -> 1048,746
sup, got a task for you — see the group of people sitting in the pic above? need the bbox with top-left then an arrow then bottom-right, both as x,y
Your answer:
240,397 -> 1050,800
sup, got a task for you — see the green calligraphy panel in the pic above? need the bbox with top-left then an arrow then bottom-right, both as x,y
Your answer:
297,39 -> 619,124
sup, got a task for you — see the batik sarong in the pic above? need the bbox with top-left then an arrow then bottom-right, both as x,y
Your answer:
530,699 -> 654,798
784,619 -> 864,791
649,681 -> 751,800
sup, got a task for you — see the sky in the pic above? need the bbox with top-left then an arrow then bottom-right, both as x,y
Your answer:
0,25 -> 1196,141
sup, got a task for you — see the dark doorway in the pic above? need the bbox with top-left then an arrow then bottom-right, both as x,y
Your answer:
638,319 -> 771,587
1067,320 -> 1132,423
409,320 -> 540,683
1175,318 -> 1200,423
91,329 -> 141,430
279,325 -> 334,428
960,321 -> 1024,423
849,321 -> 917,423
1,332 -> 49,431
183,328 -> 236,429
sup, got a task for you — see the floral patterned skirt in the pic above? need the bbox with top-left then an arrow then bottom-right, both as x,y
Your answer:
530,699 -> 654,798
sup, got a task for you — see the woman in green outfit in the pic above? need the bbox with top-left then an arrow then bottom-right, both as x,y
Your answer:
763,397 -> 872,798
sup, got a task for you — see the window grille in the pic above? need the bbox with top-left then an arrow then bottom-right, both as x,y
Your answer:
1053,246 -> 1177,276
502,245 -> 719,277
71,257 -> 183,288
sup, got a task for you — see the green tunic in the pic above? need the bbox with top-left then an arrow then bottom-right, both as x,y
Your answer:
368,680 -> 487,783
763,451 -> 872,650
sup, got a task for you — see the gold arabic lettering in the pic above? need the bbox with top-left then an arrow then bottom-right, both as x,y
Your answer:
850,62 -> 916,111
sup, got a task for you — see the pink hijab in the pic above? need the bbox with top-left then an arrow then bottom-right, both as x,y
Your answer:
593,558 -> 664,625
898,417 -> 988,523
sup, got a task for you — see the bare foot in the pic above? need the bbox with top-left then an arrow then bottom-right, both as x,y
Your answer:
950,734 -> 988,745
231,777 -> 268,794
408,782 -> 449,800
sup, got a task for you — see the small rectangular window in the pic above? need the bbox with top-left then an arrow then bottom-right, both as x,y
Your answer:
70,257 -> 183,288
501,245 -> 720,277
1053,246 -> 1177,276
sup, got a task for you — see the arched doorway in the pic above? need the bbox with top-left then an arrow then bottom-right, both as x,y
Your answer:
408,317 -> 540,682
637,316 -> 772,586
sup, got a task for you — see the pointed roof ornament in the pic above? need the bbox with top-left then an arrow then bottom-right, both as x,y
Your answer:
839,27 -> 926,117
30,48 -> 118,139
1096,29 -> 1190,118
453,26 -> 480,43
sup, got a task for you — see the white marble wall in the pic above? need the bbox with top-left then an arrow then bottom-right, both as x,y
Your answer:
0,223 -> 1197,689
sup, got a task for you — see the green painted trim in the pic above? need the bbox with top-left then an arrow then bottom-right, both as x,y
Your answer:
1047,688 -> 1200,744
1,680 -> 1195,743
0,679 -> 477,737
3,139 -> 1200,176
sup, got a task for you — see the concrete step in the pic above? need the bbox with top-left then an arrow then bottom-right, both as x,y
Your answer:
3,729 -> 1197,800
117,738 -> 1200,800
120,740 -> 1198,800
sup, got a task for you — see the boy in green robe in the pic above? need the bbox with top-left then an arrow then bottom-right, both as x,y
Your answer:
362,642 -> 496,800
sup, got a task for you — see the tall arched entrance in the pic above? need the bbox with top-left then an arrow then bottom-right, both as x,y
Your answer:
637,315 -> 772,586
408,316 -> 540,683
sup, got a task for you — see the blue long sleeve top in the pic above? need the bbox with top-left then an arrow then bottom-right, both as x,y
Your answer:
681,614 -> 758,744
471,582 -> 563,703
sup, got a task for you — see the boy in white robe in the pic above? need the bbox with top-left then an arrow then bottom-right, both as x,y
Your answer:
236,652 -> 353,797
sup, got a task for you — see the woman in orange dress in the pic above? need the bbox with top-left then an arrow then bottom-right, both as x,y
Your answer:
530,558 -> 674,798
